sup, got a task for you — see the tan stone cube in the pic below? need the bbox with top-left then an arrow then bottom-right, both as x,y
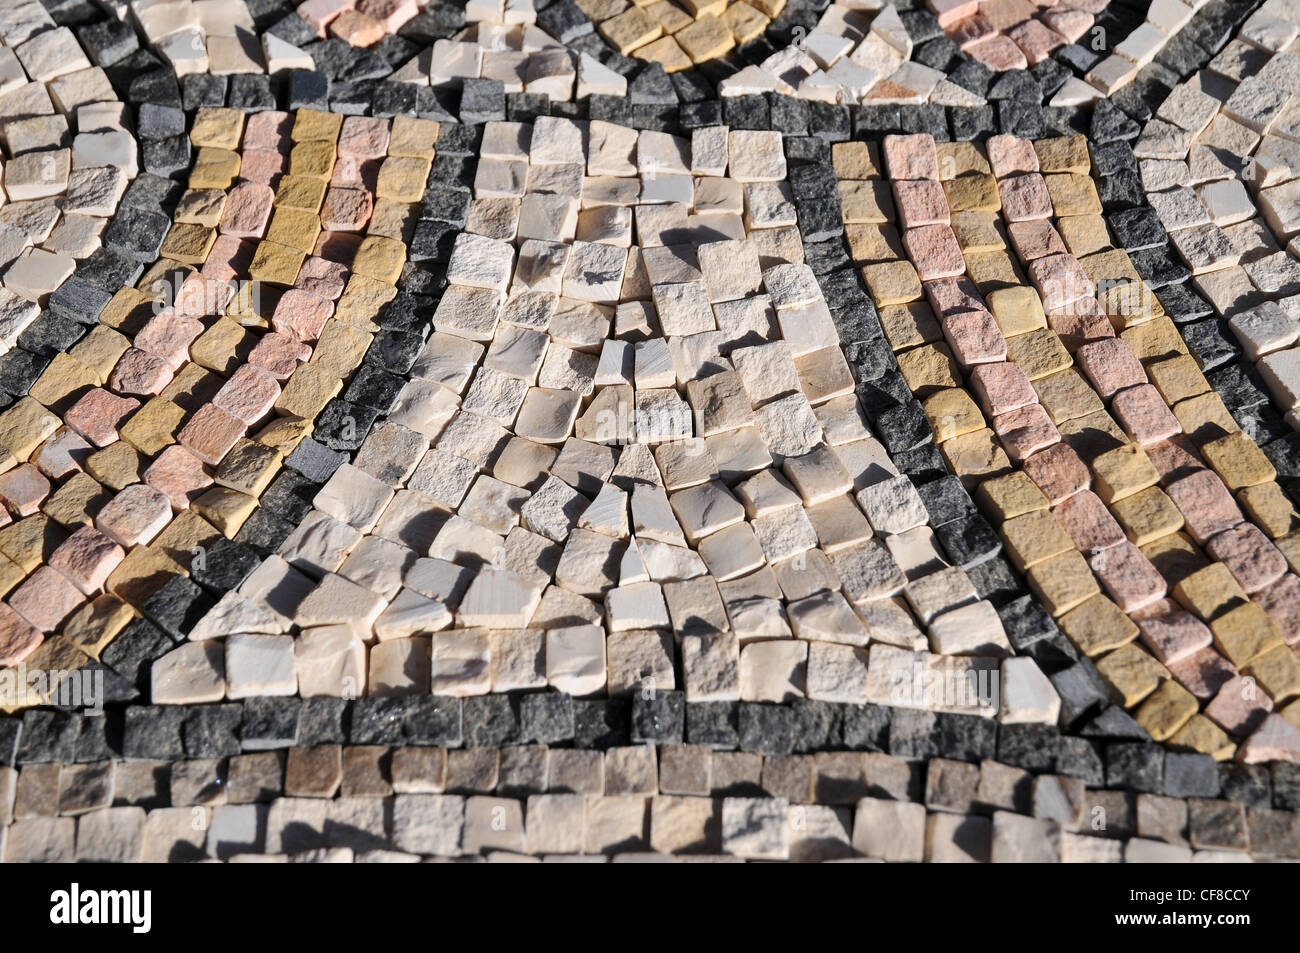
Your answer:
1210,603 -> 1285,667
1027,549 -> 1101,616
975,470 -> 1049,522
1095,642 -> 1166,707
1201,431 -> 1276,490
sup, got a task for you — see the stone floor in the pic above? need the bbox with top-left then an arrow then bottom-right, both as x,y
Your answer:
0,0 -> 1298,863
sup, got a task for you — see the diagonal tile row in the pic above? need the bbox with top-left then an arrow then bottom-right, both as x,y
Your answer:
1127,16 -> 1300,439
0,106 -> 441,704
843,128 -> 1300,764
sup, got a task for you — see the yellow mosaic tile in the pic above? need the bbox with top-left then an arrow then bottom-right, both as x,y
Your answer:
119,398 -> 186,457
1274,532 -> 1300,575
68,326 -> 130,379
922,387 -> 985,443
1060,408 -> 1127,460
265,206 -> 322,254
369,199 -> 417,242
1044,173 -> 1102,216
939,428 -> 1013,487
214,439 -> 282,497
289,140 -> 336,179
1146,355 -> 1209,406
352,235 -> 407,284
1173,563 -> 1249,622
1168,714 -> 1235,760
896,343 -> 962,396
1238,482 -> 1300,539
1091,443 -> 1159,502
634,34 -> 696,69
249,240 -> 306,286
1005,328 -> 1072,380
936,141 -> 990,179
42,472 -> 109,530
190,107 -> 245,150
1034,368 -> 1105,424
879,301 -> 941,350
255,416 -> 313,457
107,545 -> 186,605
28,354 -> 99,411
0,514 -> 63,572
85,442 -> 142,490
1110,486 -> 1184,545
1056,214 -> 1112,258
1033,135 -> 1090,174
949,212 -> 1004,252
159,223 -> 217,265
840,180 -> 896,225
1120,315 -> 1188,363
311,321 -> 374,379
0,397 -> 62,460
174,188 -> 227,227
336,275 -> 398,325
601,7 -> 663,54
162,364 -> 223,414
1097,639 -> 1170,707
1201,431 -> 1277,490
987,286 -> 1047,338
62,594 -> 134,661
964,249 -> 1021,291
860,260 -> 921,306
0,554 -> 25,598
376,156 -> 433,204
647,0 -> 694,32
976,470 -> 1051,522
388,115 -> 440,159
845,224 -> 905,264
675,14 -> 734,62
189,148 -> 241,189
1211,603 -> 1285,668
1135,679 -> 1198,741
943,174 -> 1001,213
832,142 -> 882,180
275,363 -> 342,419
1002,508 -> 1074,569
1027,549 -> 1102,616
1245,644 -> 1300,704
718,2 -> 768,42
1095,643 -> 1169,707
99,288 -> 157,334
154,510 -> 222,567
193,486 -> 259,538
1059,594 -> 1140,657
276,175 -> 329,212
1172,391 -> 1239,443
291,108 -> 343,143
